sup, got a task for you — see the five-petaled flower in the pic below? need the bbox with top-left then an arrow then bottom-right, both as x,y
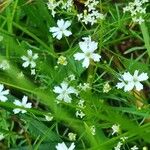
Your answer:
13,96 -> 32,114
74,36 -> 101,68
0,84 -> 9,102
21,50 -> 38,68
53,82 -> 78,103
49,19 -> 72,40
116,70 -> 148,92
56,142 -> 75,150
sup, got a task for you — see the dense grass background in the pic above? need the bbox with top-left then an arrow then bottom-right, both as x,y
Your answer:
0,0 -> 150,149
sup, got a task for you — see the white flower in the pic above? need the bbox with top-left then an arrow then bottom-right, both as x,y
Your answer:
53,82 -> 78,103
57,56 -> 68,66
78,83 -> 90,91
68,132 -> 76,141
49,19 -> 72,40
90,125 -> 96,135
47,0 -> 61,17
116,70 -> 148,92
78,99 -> 85,108
0,84 -> 9,102
45,113 -> 53,121
74,36 -> 101,68
114,141 -> 123,150
0,60 -> 10,70
0,133 -> 4,141
68,74 -> 75,81
13,96 -> 32,114
112,124 -> 120,135
120,136 -> 128,142
56,142 -> 75,150
21,50 -> 38,68
31,69 -> 36,75
131,145 -> 139,150
75,110 -> 85,118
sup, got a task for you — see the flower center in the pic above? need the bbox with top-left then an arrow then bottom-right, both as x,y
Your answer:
85,52 -> 91,57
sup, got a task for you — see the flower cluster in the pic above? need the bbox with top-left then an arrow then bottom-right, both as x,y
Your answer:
116,70 -> 148,92
74,36 -> 101,68
21,50 -> 38,75
123,0 -> 148,24
47,0 -> 74,17
77,0 -> 105,25
75,99 -> 85,119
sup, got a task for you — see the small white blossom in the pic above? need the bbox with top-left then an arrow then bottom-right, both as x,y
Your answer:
68,74 -> 75,81
74,36 -> 101,68
47,0 -> 61,17
131,145 -> 139,150
21,50 -> 38,68
120,136 -> 128,142
116,70 -> 148,92
13,96 -> 32,114
57,56 -> 68,65
31,69 -> 36,75
112,124 -> 120,135
56,142 -> 75,150
114,141 -> 123,150
45,113 -> 53,121
68,132 -> 76,141
49,19 -> 72,40
0,133 -> 4,141
61,0 -> 74,11
0,84 -> 9,102
76,110 -> 85,118
90,125 -> 96,135
78,83 -> 90,91
78,99 -> 85,108
53,82 -> 78,103
0,60 -> 10,70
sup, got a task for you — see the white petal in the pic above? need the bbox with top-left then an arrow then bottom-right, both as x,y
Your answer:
137,73 -> 148,81
61,82 -> 68,90
68,143 -> 75,150
122,72 -> 133,81
67,87 -> 76,94
13,108 -> 21,114
74,53 -> 85,61
57,19 -> 65,28
56,32 -> 63,40
0,84 -> 4,92
63,30 -> 72,37
33,54 -> 38,60
22,61 -> 30,68
135,82 -> 143,91
30,61 -> 36,68
53,86 -> 63,94
13,100 -> 21,106
82,57 -> 90,68
116,82 -> 125,89
64,21 -> 71,29
27,50 -> 33,57
91,53 -> 101,62
79,42 -> 88,53
21,56 -> 28,61
0,96 -> 8,102
63,94 -> 72,103
56,94 -> 64,101
124,82 -> 134,91
22,96 -> 28,105
49,27 -> 60,33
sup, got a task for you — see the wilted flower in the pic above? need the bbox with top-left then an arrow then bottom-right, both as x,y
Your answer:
68,132 -> 76,141
57,56 -> 68,66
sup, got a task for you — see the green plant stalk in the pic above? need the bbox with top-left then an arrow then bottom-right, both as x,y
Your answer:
140,22 -> 150,58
